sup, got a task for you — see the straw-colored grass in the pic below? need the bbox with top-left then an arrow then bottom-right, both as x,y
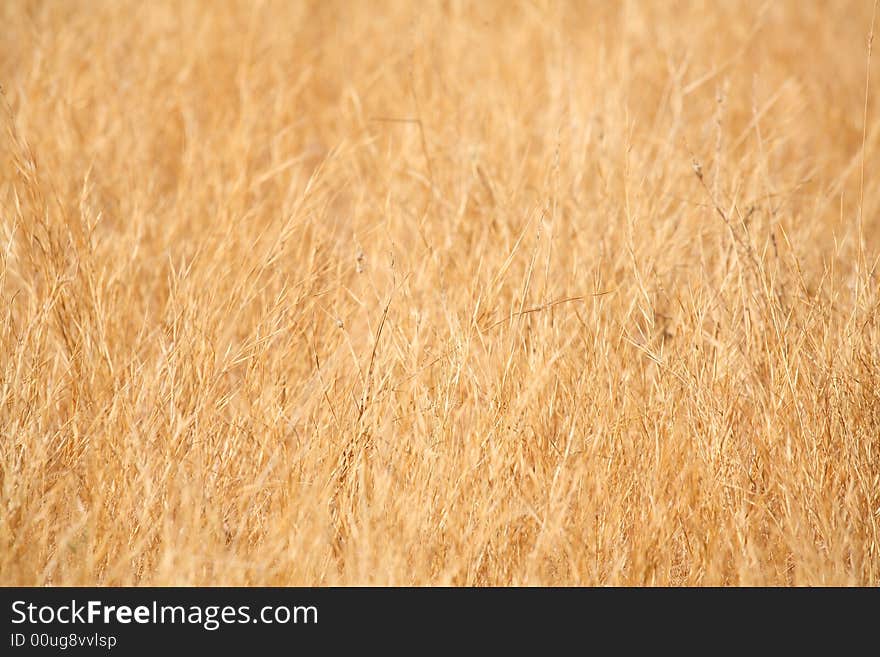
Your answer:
2,0 -> 879,585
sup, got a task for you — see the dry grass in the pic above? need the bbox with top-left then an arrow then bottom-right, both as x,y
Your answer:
1,0 -> 879,586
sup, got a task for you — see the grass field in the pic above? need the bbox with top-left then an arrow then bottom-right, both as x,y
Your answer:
2,0 -> 879,585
